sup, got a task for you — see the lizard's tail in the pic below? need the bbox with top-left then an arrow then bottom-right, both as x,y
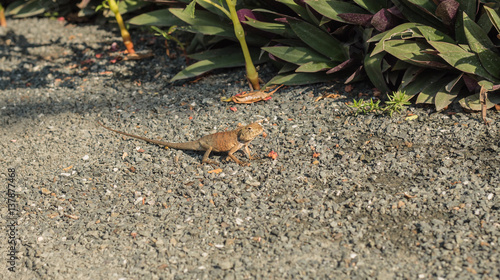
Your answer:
97,121 -> 177,149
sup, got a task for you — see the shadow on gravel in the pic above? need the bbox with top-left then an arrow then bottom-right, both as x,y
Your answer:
0,25 -> 180,91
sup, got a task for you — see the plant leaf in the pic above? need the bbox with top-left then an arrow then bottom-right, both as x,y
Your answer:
262,46 -> 330,64
364,52 -> 391,93
7,0 -> 66,18
169,8 -> 267,46
383,39 -> 449,68
459,92 -> 500,110
288,19 -> 347,62
428,41 -> 498,82
434,78 -> 462,111
484,6 -> 500,36
352,0 -> 388,14
169,8 -> 233,36
391,0 -> 445,30
117,0 -> 149,15
415,77 -> 451,104
435,0 -> 459,27
128,9 -> 185,26
371,22 -> 424,56
244,18 -> 295,38
266,72 -> 333,86
278,63 -> 298,74
171,47 -> 268,81
462,12 -> 500,79
275,0 -> 315,23
305,0 -> 367,23
416,25 -> 455,43
400,69 -> 446,99
455,0 -> 476,20
296,61 -> 339,72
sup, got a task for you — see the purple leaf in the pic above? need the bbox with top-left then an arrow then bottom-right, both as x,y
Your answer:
371,9 -> 397,32
463,75 -> 478,92
338,13 -> 373,26
435,0 -> 459,27
237,9 -> 257,23
344,66 -> 363,84
275,17 -> 288,23
387,6 -> 403,19
326,58 -> 355,74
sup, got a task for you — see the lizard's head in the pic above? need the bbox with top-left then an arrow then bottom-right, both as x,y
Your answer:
238,122 -> 264,142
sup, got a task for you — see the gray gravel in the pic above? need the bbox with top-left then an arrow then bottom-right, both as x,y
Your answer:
1,18 -> 499,279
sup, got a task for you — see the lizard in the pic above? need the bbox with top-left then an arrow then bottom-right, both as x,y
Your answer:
97,121 -> 264,166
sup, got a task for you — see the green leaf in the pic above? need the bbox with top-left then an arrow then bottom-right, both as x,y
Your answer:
367,30 -> 389,43
415,77 -> 451,104
296,61 -> 339,72
391,0 -> 445,30
416,25 -> 455,44
383,40 -> 449,68
455,0 -> 475,20
484,6 -> 500,36
278,63 -> 298,74
477,11 -> 493,33
406,0 -> 437,14
434,78 -> 462,111
428,41 -> 498,82
244,18 -> 295,38
171,47 -> 268,82
195,0 -> 229,18
7,0 -> 63,18
459,92 -> 500,110
128,9 -> 185,26
364,52 -> 391,93
371,23 -> 424,56
352,0 -> 388,14
262,46 -> 330,64
5,0 -> 31,16
462,12 -> 500,79
117,0 -> 149,15
169,8 -> 233,36
184,0 -> 196,18
266,72 -> 333,86
400,70 -> 446,98
478,80 -> 494,90
288,19 -> 347,62
275,0 -> 315,23
305,0 -> 367,23
170,8 -> 267,46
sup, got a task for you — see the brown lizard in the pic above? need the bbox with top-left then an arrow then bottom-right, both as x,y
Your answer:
97,121 -> 264,166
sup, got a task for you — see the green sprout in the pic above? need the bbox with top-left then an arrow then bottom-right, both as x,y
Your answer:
349,91 -> 410,117
383,91 -> 411,117
348,98 -> 382,115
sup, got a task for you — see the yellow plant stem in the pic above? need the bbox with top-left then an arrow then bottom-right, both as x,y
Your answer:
225,0 -> 260,90
108,0 -> 135,54
0,5 -> 6,27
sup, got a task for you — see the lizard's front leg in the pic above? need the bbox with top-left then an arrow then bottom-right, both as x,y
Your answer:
201,146 -> 219,166
226,143 -> 249,166
243,145 -> 257,160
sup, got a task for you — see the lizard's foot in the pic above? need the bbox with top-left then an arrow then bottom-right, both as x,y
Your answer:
247,153 -> 261,160
201,159 -> 219,168
225,156 -> 250,166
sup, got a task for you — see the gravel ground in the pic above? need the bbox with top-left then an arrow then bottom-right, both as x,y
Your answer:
1,18 -> 499,279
